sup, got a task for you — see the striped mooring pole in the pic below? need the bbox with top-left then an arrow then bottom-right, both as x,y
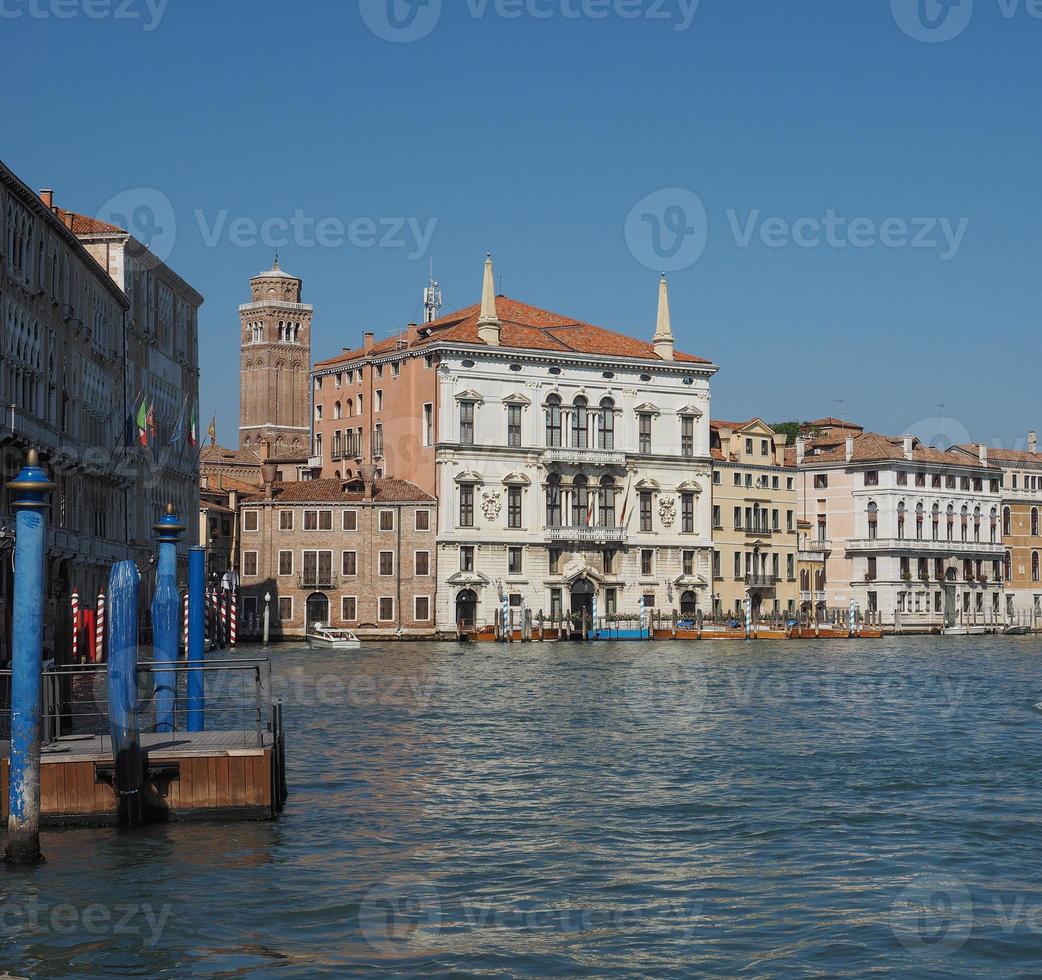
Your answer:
229,591 -> 238,647
4,449 -> 56,866
219,590 -> 229,649
95,589 -> 106,663
70,590 -> 80,664
182,590 -> 189,651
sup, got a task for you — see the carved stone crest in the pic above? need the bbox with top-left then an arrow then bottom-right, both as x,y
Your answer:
658,496 -> 677,527
481,490 -> 502,522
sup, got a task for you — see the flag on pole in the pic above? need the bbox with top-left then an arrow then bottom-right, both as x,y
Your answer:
136,398 -> 149,446
169,396 -> 188,447
189,404 -> 198,448
146,401 -> 157,444
207,415 -> 217,447
120,390 -> 143,448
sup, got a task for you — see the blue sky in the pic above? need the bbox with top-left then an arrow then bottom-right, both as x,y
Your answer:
5,0 -> 1041,449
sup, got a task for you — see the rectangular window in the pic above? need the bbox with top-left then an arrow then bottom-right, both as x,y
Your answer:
683,550 -> 695,575
813,474 -> 828,489
304,510 -> 333,531
734,552 -> 742,578
242,551 -> 258,576
786,554 -> 794,579
342,551 -> 357,576
603,549 -> 617,575
242,511 -> 259,532
745,438 -> 754,455
549,549 -> 562,574
508,486 -> 522,528
279,511 -> 294,531
460,546 -> 475,572
681,416 -> 694,457
278,597 -> 293,622
733,472 -> 742,487
460,485 -> 474,527
714,471 -> 722,485
378,597 -> 394,622
341,596 -> 357,621
641,549 -> 653,576
550,589 -> 563,621
713,505 -> 721,528
278,550 -> 293,576
423,403 -> 434,446
373,423 -> 384,456
415,509 -> 431,531
460,401 -> 475,445
343,510 -> 357,531
682,493 -> 694,533
733,506 -> 742,529
638,413 -> 652,454
866,471 -> 880,486
605,588 -> 617,617
713,550 -> 721,578
379,510 -> 394,531
507,404 -> 522,448
376,389 -> 383,412
379,551 -> 394,576
302,551 -> 333,586
415,551 -> 431,576
508,547 -> 523,575
640,492 -> 653,532
414,596 -> 431,621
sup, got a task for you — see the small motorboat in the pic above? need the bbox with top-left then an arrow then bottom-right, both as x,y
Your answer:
941,626 -> 989,636
1004,625 -> 1032,636
306,625 -> 361,650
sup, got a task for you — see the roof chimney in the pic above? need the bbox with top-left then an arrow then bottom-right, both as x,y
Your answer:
979,444 -> 988,466
1030,431 -> 1037,455
39,189 -> 53,210
653,274 -> 675,361
902,435 -> 914,460
359,462 -> 378,500
363,331 -> 375,352
796,436 -> 806,466
845,436 -> 855,463
476,253 -> 501,347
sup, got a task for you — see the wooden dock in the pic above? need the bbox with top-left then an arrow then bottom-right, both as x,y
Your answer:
0,729 -> 287,826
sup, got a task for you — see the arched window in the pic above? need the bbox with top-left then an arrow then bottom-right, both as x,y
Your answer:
800,569 -> 809,591
973,506 -> 981,542
897,501 -> 906,540
571,396 -> 588,449
546,395 -> 562,448
597,397 -> 615,450
947,504 -> 955,541
1004,506 -> 1012,536
1034,551 -> 1040,583
961,505 -> 969,542
915,502 -> 924,540
1004,551 -> 1012,582
334,401 -> 342,420
572,475 -> 589,527
1033,508 -> 1039,537
867,501 -> 878,539
680,591 -> 698,617
546,474 -> 562,527
599,475 -> 616,527
990,507 -> 998,543
932,503 -> 940,541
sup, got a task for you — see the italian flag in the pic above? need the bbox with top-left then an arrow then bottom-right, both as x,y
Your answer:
136,399 -> 149,446
189,404 -> 198,448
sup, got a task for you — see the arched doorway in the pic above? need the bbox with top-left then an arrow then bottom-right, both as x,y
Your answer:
680,590 -> 698,617
455,589 -> 478,629
305,593 -> 329,634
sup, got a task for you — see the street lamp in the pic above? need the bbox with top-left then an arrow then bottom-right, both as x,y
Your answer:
263,591 -> 272,647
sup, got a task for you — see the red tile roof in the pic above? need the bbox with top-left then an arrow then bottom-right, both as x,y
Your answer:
953,444 -> 1042,466
806,417 -> 864,431
798,432 -> 995,469
315,295 -> 711,368
241,477 -> 435,504
51,207 -> 126,236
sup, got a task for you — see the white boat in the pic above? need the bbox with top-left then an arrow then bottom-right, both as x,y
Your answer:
941,626 -> 989,636
306,625 -> 361,650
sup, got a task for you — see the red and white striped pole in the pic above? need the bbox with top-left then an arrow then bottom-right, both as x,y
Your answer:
71,590 -> 80,663
229,591 -> 238,647
182,589 -> 189,652
95,589 -> 105,663
219,590 -> 229,649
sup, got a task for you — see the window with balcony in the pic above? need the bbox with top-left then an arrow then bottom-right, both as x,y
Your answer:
897,501 -> 906,540
572,475 -> 590,526
600,476 -> 617,527
302,550 -> 333,587
572,396 -> 589,449
598,398 -> 615,450
546,475 -> 562,527
546,395 -> 562,447
867,501 -> 878,540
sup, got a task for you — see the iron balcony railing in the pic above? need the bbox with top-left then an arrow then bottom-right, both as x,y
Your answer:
298,573 -> 340,590
745,573 -> 780,588
543,447 -> 626,466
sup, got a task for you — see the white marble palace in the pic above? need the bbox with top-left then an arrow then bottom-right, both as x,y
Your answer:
434,257 -> 718,631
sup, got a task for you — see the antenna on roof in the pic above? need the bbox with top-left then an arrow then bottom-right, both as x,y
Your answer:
423,258 -> 442,324
273,249 -> 279,270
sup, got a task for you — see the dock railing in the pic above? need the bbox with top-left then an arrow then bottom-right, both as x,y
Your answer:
0,657 -> 274,750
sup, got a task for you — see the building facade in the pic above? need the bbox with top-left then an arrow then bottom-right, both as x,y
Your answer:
430,260 -> 717,632
796,421 -> 1005,628
954,435 -> 1042,619
237,467 -> 437,638
709,419 -> 798,617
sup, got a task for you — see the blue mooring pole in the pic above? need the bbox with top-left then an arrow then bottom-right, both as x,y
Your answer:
108,559 -> 144,827
4,449 -> 55,866
187,546 -> 205,732
152,504 -> 184,734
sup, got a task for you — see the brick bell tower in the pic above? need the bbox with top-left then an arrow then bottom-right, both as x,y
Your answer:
238,256 -> 313,455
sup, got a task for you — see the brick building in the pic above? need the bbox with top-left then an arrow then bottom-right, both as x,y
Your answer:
237,465 -> 437,638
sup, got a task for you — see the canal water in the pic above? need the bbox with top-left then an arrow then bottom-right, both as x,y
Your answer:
3,637 -> 1042,977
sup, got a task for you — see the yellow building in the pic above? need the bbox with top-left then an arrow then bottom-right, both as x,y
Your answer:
710,420 -> 798,617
